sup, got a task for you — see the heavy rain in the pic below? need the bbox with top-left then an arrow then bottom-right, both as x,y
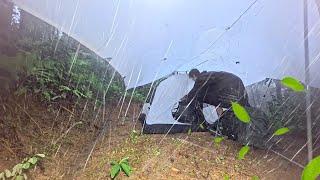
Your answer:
0,0 -> 320,179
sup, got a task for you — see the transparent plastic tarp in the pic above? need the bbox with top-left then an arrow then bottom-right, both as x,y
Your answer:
13,0 -> 320,88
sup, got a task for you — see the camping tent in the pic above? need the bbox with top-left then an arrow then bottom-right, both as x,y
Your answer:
142,72 -> 219,134
10,0 -> 320,158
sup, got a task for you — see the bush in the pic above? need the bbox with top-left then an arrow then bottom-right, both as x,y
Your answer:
18,55 -> 125,104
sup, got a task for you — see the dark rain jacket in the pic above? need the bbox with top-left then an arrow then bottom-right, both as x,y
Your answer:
186,71 -> 249,108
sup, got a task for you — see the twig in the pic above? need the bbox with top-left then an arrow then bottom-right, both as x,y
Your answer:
54,144 -> 62,158
313,145 -> 320,152
178,138 -> 304,169
0,138 -> 16,156
269,149 -> 304,168
83,136 -> 99,170
60,105 -> 76,116
290,142 -> 307,161
14,102 -> 43,133
83,113 -> 110,171
53,121 -> 83,145
51,106 -> 61,131
176,138 -> 216,154
83,104 -> 113,171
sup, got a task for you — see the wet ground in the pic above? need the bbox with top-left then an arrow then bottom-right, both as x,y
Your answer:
0,95 -> 317,180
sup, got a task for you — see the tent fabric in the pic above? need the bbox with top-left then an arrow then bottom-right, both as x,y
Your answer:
12,0 -> 320,88
142,123 -> 207,134
141,103 -> 150,116
145,73 -> 194,126
142,73 -> 219,134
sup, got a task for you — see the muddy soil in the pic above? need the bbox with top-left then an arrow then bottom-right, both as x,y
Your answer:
0,95 -> 317,180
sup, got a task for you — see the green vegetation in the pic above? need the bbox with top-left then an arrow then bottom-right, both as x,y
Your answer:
273,127 -> 290,136
301,155 -> 320,180
0,154 -> 45,180
281,76 -> 305,92
0,1 -> 151,105
2,3 -> 317,179
223,174 -> 230,180
199,123 -> 205,129
13,50 -> 153,105
187,128 -> 192,135
129,130 -> 139,144
238,145 -> 250,160
110,157 -> 132,179
213,136 -> 224,146
231,102 -> 250,123
252,175 -> 260,180
18,56 -> 125,104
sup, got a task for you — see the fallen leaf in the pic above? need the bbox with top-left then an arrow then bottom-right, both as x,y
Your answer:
171,167 -> 180,173
36,154 -> 46,158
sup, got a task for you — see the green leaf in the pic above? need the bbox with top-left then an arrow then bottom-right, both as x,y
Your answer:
28,157 -> 38,165
273,127 -> 290,136
231,102 -> 250,123
110,164 -> 121,179
110,161 -> 117,166
187,128 -> 192,135
281,76 -> 305,92
73,89 -> 87,98
42,91 -> 52,101
14,87 -> 27,96
4,169 -> 12,178
119,157 -> 129,164
214,137 -> 224,145
154,149 -> 161,156
23,157 -> 29,162
238,145 -> 250,160
199,123 -> 204,129
301,155 -> 320,180
0,172 -> 5,180
13,163 -> 23,170
12,163 -> 23,175
23,173 -> 27,180
120,162 -> 132,177
22,162 -> 31,169
252,175 -> 260,180
59,85 -> 71,91
36,154 -> 46,158
223,174 -> 230,180
16,175 -> 24,180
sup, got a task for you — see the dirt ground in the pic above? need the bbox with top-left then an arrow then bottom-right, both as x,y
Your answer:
0,94 -> 318,180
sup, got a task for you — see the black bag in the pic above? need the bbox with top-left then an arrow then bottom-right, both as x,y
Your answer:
172,99 -> 205,125
215,106 -> 273,149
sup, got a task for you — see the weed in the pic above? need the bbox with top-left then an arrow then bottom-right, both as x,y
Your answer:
0,154 -> 45,180
110,157 -> 132,179
153,148 -> 161,156
129,130 -> 139,144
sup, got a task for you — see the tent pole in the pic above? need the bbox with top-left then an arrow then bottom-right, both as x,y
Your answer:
303,0 -> 313,161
